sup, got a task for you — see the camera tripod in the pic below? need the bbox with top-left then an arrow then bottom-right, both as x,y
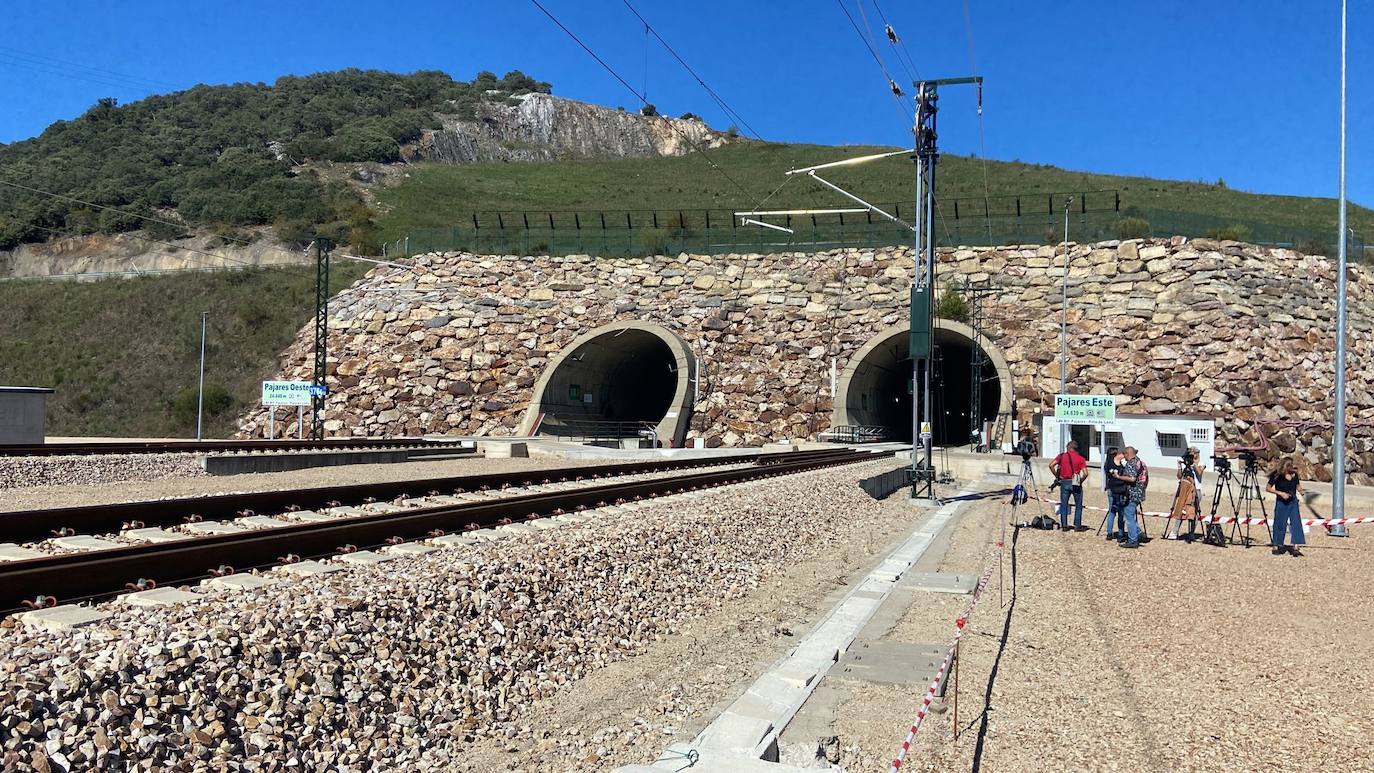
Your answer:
1208,462 -> 1272,548
1011,455 -> 1051,529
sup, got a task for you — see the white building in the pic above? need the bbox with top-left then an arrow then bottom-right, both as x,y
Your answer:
1038,412 -> 1217,472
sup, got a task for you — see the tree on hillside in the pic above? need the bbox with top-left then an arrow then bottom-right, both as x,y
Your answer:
0,69 -> 554,254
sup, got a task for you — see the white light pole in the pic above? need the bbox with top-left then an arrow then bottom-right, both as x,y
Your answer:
1060,196 -> 1073,395
196,311 -> 208,441
1332,0 -> 1350,534
1059,196 -> 1073,453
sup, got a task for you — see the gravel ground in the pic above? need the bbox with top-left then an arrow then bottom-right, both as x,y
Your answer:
0,459 -> 911,772
0,455 -> 627,512
0,454 -> 209,493
834,490 -> 1374,772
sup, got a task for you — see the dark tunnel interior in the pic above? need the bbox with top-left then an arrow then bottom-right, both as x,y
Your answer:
537,329 -> 679,431
846,330 -> 1001,446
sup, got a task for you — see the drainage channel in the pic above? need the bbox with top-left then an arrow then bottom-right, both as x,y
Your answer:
620,485 -> 977,772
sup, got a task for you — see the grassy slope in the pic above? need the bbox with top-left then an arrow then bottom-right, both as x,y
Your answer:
375,142 -> 1374,242
0,263 -> 367,438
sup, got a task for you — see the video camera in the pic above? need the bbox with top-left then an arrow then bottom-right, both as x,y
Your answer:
1238,449 -> 1258,472
1212,454 -> 1232,474
1181,448 -> 1196,467
1014,437 -> 1036,462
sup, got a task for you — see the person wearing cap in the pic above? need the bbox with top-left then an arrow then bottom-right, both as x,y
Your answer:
1049,439 -> 1089,531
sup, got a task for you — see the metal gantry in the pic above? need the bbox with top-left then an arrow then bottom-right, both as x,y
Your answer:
910,76 -> 982,499
311,237 -> 332,440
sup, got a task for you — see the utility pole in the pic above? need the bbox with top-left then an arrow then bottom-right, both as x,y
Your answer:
1059,195 -> 1074,455
196,311 -> 208,441
311,237 -> 333,440
1332,0 -> 1350,534
910,76 -> 982,499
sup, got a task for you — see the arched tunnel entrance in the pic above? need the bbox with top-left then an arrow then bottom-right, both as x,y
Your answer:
521,322 -> 694,446
834,322 -> 1012,447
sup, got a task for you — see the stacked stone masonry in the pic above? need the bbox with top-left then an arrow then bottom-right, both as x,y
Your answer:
239,238 -> 1374,482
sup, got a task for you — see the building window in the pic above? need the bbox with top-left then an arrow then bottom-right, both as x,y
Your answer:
1189,426 -> 1211,443
1158,432 -> 1186,450
1105,431 -> 1124,450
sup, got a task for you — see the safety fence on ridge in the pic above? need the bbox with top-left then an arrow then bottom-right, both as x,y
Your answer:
391,188 -> 1368,260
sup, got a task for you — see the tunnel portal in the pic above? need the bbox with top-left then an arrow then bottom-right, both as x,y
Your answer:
837,325 -> 1006,447
523,323 -> 694,445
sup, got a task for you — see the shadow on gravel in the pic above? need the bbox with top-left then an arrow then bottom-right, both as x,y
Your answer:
970,523 -> 1020,771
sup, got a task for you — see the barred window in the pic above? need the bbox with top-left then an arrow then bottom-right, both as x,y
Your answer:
1158,432 -> 1186,450
1189,426 -> 1211,443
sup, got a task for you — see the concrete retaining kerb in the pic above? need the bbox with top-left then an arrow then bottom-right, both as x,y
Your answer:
620,488 -> 976,772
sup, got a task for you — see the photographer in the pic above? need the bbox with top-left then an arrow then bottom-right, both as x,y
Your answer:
1266,458 -> 1306,557
1114,446 -> 1147,548
1167,447 -> 1206,541
1103,446 -> 1128,541
1049,439 -> 1089,532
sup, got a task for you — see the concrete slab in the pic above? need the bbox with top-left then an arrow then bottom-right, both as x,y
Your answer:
183,520 -> 247,535
900,571 -> 979,594
0,543 -> 47,561
201,574 -> 279,591
464,528 -> 503,541
381,542 -> 437,557
288,510 -> 337,522
121,588 -> 201,607
50,535 -> 120,551
362,502 -> 405,513
617,744 -> 815,772
334,550 -> 397,566
432,534 -> 480,548
19,605 -> 111,632
551,513 -> 595,524
238,516 -> 292,529
274,560 -> 344,577
771,663 -> 821,689
496,522 -> 538,534
326,506 -> 371,518
122,527 -> 191,543
831,639 -> 950,688
695,713 -> 775,755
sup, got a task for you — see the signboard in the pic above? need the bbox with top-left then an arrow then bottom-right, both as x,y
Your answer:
262,380 -> 314,406
309,384 -> 328,398
1054,394 -> 1117,423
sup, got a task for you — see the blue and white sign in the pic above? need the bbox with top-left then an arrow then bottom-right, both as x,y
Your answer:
262,380 -> 314,406
309,384 -> 328,398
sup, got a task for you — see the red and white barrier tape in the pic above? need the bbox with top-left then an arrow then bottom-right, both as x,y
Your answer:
888,545 -> 1002,772
1031,496 -> 1374,528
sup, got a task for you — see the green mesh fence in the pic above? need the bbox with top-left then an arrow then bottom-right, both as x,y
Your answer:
396,189 -> 1365,259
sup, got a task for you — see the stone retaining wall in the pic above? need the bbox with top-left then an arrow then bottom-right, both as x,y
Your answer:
238,238 -> 1374,481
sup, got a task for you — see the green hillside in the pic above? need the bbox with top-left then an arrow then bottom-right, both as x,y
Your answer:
376,142 -> 1372,254
0,264 -> 366,438
0,69 -> 551,254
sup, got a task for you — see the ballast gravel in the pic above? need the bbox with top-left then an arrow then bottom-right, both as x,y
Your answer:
0,453 -> 208,492
0,459 -> 902,771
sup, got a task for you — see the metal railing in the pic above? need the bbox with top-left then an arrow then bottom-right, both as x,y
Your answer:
819,425 -> 891,444
539,416 -> 661,447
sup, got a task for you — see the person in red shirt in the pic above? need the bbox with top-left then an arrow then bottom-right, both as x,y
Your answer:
1049,439 -> 1090,531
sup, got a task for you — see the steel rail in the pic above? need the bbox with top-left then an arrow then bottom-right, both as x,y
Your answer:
0,437 -> 477,457
0,449 -> 888,613
0,449 -> 859,543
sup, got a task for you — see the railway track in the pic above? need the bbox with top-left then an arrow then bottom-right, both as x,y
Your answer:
0,448 -> 888,613
0,437 -> 475,457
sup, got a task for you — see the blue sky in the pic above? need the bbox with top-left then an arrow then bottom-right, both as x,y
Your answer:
1,0 -> 1367,204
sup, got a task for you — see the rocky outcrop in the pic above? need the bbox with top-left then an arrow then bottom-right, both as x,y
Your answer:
413,93 -> 729,165
0,232 -> 305,278
239,239 -> 1374,481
